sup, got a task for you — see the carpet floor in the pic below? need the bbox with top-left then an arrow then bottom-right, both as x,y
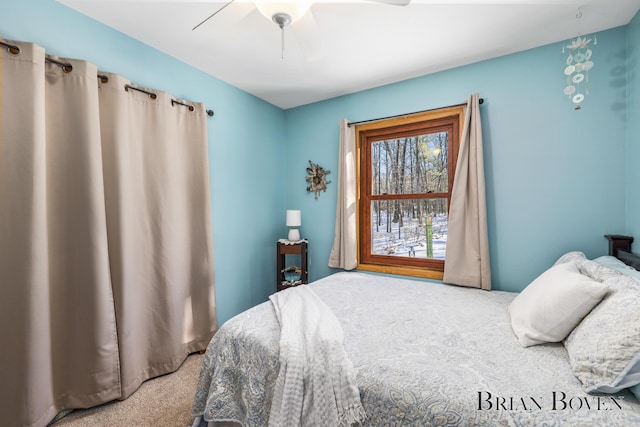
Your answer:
51,352 -> 204,427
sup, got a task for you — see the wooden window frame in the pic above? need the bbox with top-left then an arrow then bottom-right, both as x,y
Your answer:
356,106 -> 464,280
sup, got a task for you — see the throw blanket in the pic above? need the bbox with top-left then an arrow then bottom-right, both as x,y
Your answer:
268,285 -> 365,427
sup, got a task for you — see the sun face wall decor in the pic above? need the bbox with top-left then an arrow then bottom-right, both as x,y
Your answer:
305,160 -> 331,199
563,34 -> 596,110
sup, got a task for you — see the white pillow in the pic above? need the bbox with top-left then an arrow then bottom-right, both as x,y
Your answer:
509,261 -> 609,347
593,255 -> 640,281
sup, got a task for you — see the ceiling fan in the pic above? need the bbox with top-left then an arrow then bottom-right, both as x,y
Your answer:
192,0 -> 411,59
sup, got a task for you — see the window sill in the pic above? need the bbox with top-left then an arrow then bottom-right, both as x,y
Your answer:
357,263 -> 444,281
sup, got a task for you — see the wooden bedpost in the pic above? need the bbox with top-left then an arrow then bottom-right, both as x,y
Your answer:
604,234 -> 634,256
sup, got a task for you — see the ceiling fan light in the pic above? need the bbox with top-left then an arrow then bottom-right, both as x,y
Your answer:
255,0 -> 313,24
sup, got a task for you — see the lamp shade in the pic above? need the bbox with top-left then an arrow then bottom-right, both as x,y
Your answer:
255,0 -> 312,23
286,210 -> 301,227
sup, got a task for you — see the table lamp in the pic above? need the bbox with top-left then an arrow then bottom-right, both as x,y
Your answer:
286,210 -> 301,241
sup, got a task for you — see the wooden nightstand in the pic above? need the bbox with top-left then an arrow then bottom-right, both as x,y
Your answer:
277,240 -> 308,291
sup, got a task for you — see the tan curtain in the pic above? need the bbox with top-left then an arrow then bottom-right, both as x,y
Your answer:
0,39 -> 216,427
0,41 -> 121,427
328,118 -> 357,270
99,74 -> 217,398
443,94 -> 491,290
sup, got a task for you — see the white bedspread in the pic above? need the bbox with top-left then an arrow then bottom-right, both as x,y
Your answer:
268,285 -> 365,427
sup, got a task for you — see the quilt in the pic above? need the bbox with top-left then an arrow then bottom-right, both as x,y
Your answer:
192,272 -> 640,426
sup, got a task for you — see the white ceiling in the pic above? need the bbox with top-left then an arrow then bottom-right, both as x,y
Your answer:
58,0 -> 640,109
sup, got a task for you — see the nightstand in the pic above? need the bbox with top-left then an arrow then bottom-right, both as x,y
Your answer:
277,240 -> 308,291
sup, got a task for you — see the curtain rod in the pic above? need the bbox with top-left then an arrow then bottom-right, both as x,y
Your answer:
347,98 -> 484,128
1,40 -> 215,117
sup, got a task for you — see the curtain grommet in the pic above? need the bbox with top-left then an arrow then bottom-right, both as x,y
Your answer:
0,41 -> 21,56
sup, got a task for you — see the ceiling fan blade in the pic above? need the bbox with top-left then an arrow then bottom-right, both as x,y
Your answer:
365,0 -> 411,5
192,0 -> 236,31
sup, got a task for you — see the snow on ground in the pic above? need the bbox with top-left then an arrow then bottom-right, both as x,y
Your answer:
371,213 -> 447,259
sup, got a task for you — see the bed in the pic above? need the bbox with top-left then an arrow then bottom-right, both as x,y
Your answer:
192,236 -> 640,426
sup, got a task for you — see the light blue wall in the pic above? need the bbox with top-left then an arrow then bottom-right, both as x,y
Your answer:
0,0 -> 287,325
627,11 -> 640,239
2,0 -> 637,318
285,26 -> 629,292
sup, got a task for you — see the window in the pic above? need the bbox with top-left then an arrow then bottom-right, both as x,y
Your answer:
356,106 -> 463,279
